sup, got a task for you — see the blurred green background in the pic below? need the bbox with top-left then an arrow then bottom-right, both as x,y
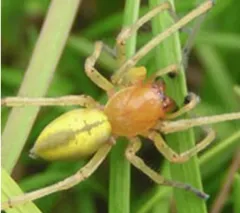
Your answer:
2,0 -> 240,212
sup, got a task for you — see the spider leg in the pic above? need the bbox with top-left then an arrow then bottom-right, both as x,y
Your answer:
115,2 -> 171,65
85,41 -> 114,92
125,137 -> 209,199
1,143 -> 112,210
146,129 -> 215,163
160,112 -> 240,134
112,2 -> 172,83
167,8 -> 192,34
112,0 -> 214,84
1,95 -> 98,108
165,92 -> 200,120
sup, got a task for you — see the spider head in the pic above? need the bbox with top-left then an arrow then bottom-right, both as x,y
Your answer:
152,79 -> 176,114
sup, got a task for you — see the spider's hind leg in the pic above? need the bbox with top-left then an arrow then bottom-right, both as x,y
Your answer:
1,95 -> 98,108
2,143 -> 113,210
125,137 -> 209,199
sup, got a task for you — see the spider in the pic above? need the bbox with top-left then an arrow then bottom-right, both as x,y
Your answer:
2,0 -> 240,210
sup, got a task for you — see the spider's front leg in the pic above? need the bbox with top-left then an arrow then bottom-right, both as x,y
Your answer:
165,92 -> 200,120
85,41 -> 114,93
125,137 -> 209,199
115,2 -> 171,65
112,1 -> 180,85
112,2 -> 172,84
112,0 -> 214,84
146,129 -> 215,163
1,143 -> 113,210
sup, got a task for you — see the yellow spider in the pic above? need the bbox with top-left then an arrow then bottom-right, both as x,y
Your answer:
2,0 -> 240,209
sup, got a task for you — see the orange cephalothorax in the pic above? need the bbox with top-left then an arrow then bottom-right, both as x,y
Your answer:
104,81 -> 175,137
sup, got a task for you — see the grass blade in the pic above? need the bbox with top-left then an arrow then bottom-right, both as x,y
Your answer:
2,0 -> 82,172
1,168 -> 42,213
109,0 -> 140,212
149,0 -> 209,212
233,173 -> 240,213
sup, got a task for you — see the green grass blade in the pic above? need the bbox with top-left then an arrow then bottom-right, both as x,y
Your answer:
197,32 -> 240,49
233,173 -> 240,213
109,0 -> 140,212
1,168 -> 42,213
196,44 -> 239,111
234,85 -> 240,97
149,0 -> 209,212
2,0 -> 82,173
109,140 -> 131,213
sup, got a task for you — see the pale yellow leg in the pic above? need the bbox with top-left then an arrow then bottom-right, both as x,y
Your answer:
113,0 -> 214,84
146,129 -> 215,163
125,137 -> 209,199
112,2 -> 171,83
1,95 -> 98,108
165,92 -> 200,120
115,2 -> 171,66
85,41 -> 114,92
1,143 -> 112,210
160,112 -> 240,134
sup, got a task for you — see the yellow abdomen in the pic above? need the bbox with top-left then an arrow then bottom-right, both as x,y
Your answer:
31,109 -> 111,161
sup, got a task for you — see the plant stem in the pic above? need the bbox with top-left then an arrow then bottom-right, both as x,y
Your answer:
149,0 -> 208,212
2,0 -> 82,173
109,0 -> 140,212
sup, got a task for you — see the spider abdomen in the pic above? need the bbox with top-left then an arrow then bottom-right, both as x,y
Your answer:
30,109 -> 112,161
104,85 -> 165,137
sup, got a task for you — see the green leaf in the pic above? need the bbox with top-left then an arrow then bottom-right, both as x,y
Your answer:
2,0 -> 83,173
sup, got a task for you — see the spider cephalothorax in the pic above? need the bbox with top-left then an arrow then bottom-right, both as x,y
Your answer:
105,79 -> 176,137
